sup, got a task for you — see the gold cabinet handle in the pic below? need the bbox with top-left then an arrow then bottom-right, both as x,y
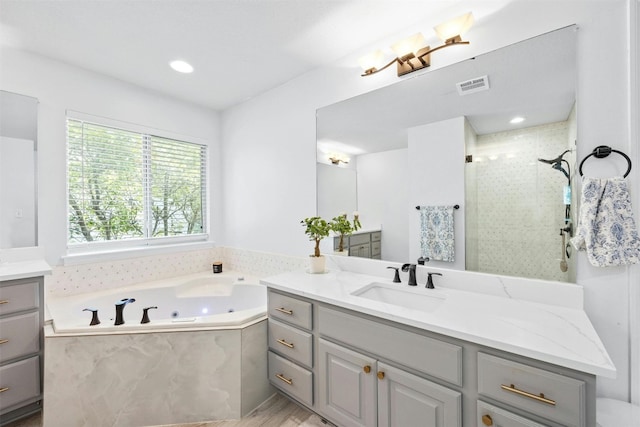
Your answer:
277,339 -> 294,349
0,387 -> 9,393
275,307 -> 293,315
377,371 -> 385,380
501,384 -> 556,406
0,300 -> 8,305
363,365 -> 371,374
0,339 -> 8,344
276,373 -> 293,385
481,414 -> 493,426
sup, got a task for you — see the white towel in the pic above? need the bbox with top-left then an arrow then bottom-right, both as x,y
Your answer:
571,177 -> 640,267
419,206 -> 455,262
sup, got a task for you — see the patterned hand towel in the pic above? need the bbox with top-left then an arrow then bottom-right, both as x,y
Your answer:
419,206 -> 455,262
571,177 -> 640,267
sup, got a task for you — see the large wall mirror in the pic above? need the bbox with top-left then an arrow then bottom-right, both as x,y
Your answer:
317,26 -> 577,283
0,90 -> 38,249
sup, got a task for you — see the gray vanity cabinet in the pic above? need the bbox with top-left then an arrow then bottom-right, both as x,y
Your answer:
0,276 -> 44,425
266,288 -> 596,427
334,231 -> 382,259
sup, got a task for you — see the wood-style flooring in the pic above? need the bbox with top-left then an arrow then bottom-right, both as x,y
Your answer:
2,393 -> 332,427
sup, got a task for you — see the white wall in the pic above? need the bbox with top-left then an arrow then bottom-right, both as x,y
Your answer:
221,1 -> 637,399
0,47 -> 221,266
316,163 -> 357,220
408,117 -> 466,271
357,149 -> 408,262
0,136 -> 36,248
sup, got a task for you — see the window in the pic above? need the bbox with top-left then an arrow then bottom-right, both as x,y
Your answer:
67,117 -> 207,247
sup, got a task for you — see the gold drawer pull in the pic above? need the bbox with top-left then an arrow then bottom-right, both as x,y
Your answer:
276,373 -> 293,385
0,339 -> 8,344
501,384 -> 556,406
275,307 -> 293,315
377,371 -> 385,380
363,365 -> 371,374
0,300 -> 8,305
0,387 -> 9,393
277,339 -> 294,349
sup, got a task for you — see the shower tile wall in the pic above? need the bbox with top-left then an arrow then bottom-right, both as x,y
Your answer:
466,121 -> 572,282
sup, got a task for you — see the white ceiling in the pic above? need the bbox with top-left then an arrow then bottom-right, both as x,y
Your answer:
0,0 -> 476,111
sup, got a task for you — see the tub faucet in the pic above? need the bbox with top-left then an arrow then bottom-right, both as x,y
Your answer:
114,298 -> 136,325
401,264 -> 417,286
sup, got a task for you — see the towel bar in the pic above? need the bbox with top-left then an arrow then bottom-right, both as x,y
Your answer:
579,145 -> 632,178
415,205 -> 460,210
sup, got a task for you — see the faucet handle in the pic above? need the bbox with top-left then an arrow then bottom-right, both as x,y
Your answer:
141,306 -> 158,324
82,308 -> 100,326
386,266 -> 401,283
426,272 -> 443,289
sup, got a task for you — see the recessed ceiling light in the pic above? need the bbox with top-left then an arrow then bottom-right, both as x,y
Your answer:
510,116 -> 525,124
170,60 -> 194,74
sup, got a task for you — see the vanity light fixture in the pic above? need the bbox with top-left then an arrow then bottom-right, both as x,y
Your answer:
359,12 -> 474,77
170,60 -> 194,74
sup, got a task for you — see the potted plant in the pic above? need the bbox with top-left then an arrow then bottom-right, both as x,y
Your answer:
301,216 -> 331,273
330,212 -> 362,255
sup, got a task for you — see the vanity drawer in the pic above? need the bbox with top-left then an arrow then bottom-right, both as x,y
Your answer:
0,312 -> 40,363
0,281 -> 39,316
0,356 -> 40,412
478,353 -> 585,427
268,351 -> 313,407
318,306 -> 462,386
371,240 -> 381,256
371,231 -> 381,242
268,318 -> 313,368
268,291 -> 312,331
477,401 -> 548,427
349,233 -> 370,246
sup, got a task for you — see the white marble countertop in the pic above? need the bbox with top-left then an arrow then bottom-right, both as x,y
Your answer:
261,267 -> 616,378
0,259 -> 52,281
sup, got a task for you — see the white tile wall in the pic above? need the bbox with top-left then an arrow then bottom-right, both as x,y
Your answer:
46,246 -> 305,297
466,121 -> 572,282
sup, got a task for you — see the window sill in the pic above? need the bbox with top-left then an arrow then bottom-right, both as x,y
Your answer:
62,240 -> 217,266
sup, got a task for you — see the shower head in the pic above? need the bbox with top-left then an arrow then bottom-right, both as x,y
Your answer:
552,162 -> 570,180
537,149 -> 572,165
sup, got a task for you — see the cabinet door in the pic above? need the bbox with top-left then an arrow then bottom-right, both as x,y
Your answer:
377,362 -> 461,427
318,338 -> 377,427
350,243 -> 371,258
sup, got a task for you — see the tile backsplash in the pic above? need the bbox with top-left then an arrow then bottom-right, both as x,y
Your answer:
47,246 -> 305,297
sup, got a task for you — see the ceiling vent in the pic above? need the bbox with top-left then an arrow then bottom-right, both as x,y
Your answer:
456,75 -> 490,96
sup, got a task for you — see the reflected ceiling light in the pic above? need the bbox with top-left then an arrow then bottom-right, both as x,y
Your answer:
170,60 -> 194,73
510,116 -> 526,124
359,12 -> 474,77
328,153 -> 350,165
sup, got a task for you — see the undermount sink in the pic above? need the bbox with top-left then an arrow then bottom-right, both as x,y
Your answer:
351,282 -> 446,313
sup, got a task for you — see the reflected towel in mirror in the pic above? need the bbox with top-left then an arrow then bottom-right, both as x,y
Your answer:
419,206 -> 455,262
570,177 -> 640,267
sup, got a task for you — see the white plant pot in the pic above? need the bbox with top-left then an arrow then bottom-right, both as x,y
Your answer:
308,255 -> 326,274
333,250 -> 349,256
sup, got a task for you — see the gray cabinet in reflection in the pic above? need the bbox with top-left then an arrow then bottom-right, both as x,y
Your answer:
334,230 -> 381,259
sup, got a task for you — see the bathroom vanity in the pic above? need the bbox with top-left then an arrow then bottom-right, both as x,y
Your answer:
333,230 -> 382,259
263,267 -> 615,427
0,257 -> 50,425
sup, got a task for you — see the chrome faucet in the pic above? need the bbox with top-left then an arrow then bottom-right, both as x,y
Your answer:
401,264 -> 417,286
114,298 -> 136,325
426,272 -> 442,289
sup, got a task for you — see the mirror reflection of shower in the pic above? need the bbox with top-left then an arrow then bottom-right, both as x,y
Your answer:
538,148 -> 574,272
465,107 -> 577,282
